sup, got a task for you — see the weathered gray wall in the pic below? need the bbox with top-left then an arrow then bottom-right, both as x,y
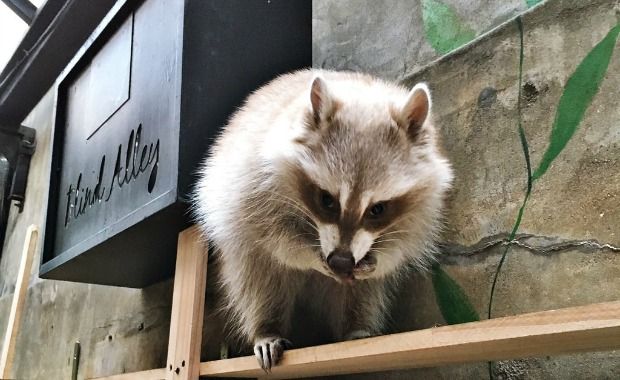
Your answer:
313,0 -> 528,80
1,0 -> 619,379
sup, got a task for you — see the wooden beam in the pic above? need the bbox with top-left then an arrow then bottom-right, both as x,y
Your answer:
0,225 -> 38,379
165,226 -> 207,380
200,301 -> 620,379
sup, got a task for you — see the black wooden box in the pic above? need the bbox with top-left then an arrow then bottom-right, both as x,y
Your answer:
41,0 -> 311,287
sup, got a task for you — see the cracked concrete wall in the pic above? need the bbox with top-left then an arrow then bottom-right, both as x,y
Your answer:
314,0 -> 620,378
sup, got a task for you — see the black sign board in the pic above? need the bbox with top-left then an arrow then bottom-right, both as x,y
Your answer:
41,0 -> 312,287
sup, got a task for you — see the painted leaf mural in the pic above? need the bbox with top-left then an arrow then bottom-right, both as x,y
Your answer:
526,0 -> 543,7
432,265 -> 480,325
532,24 -> 620,180
422,0 -> 476,55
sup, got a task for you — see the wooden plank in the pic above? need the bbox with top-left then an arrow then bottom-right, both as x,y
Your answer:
90,368 -> 166,380
0,225 -> 38,379
165,226 -> 208,380
200,301 -> 620,379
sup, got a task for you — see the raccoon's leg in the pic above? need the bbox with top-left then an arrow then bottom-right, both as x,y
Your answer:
342,279 -> 392,341
218,246 -> 298,371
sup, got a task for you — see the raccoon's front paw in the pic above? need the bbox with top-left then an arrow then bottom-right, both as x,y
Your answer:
344,330 -> 374,340
253,336 -> 292,372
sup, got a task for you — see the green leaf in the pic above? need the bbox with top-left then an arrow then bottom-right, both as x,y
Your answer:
432,265 -> 480,324
422,0 -> 476,55
526,0 -> 543,7
532,24 -> 620,180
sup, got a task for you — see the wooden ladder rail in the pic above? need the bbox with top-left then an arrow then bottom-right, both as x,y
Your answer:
0,225 -> 39,380
92,227 -> 620,380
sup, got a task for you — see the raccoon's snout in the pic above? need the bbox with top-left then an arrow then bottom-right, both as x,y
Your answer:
327,249 -> 354,277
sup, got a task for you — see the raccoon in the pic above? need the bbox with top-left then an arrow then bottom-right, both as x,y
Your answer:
193,70 -> 453,371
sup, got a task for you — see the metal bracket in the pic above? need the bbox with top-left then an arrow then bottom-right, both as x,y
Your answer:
8,126 -> 36,212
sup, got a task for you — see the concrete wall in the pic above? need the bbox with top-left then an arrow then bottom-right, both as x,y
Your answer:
1,0 -> 619,379
313,0 -> 530,80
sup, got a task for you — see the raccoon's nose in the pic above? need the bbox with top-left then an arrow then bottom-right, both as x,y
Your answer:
327,249 -> 354,277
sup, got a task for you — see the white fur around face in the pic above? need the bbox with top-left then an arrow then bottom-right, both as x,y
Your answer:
318,224 -> 339,258
358,191 -> 373,217
350,229 -> 375,263
339,183 -> 351,210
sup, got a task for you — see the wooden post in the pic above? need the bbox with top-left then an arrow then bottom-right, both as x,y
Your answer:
0,225 -> 38,379
165,226 -> 207,380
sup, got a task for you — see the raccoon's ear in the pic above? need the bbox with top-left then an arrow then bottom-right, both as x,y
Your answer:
310,76 -> 336,124
400,83 -> 431,142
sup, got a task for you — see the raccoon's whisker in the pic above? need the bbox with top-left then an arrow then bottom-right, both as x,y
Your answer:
378,229 -> 408,238
241,197 -> 319,233
286,245 -> 322,255
373,238 -> 401,244
273,200 -> 315,223
287,232 -> 318,241
262,190 -> 314,217
282,212 -> 319,233
277,206 -> 318,231
261,194 -> 314,221
295,244 -> 322,250
288,217 -> 319,234
369,248 -> 389,256
237,197 -> 274,222
294,218 -> 319,233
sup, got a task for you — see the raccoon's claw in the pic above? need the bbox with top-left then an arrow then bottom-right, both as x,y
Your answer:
253,337 -> 292,373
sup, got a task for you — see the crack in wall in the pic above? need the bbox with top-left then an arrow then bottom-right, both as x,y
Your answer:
440,233 -> 620,256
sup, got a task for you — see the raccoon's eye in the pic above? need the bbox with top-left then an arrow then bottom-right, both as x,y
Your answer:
320,191 -> 337,210
368,202 -> 386,217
